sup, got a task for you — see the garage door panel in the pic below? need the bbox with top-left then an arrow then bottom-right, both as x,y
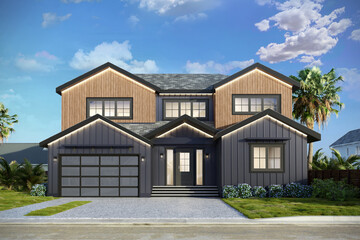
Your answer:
120,177 -> 138,187
81,167 -> 99,176
101,156 -> 119,165
121,167 -> 138,176
62,177 -> 80,187
120,188 -> 138,196
81,156 -> 99,165
62,167 -> 80,176
81,188 -> 99,197
120,156 -> 138,165
62,188 -> 80,197
62,156 -> 80,165
100,188 -> 119,196
100,167 -> 119,176
60,155 -> 139,197
81,177 -> 99,186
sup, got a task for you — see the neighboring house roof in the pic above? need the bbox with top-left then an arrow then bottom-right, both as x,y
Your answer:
0,143 -> 47,165
213,63 -> 300,90
214,109 -> 321,143
144,115 -> 218,139
330,129 -> 360,147
39,114 -> 152,147
136,74 -> 227,91
56,62 -> 299,95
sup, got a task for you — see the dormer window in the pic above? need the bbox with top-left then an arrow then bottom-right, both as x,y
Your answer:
87,98 -> 133,119
232,94 -> 280,115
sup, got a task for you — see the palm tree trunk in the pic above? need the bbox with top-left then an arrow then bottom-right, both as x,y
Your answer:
307,122 -> 315,170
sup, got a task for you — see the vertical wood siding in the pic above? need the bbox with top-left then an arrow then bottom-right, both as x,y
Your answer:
47,120 -> 152,197
220,117 -> 307,187
61,69 -> 156,130
214,70 -> 293,129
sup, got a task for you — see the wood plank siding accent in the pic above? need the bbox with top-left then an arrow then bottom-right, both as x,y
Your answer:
214,70 -> 293,129
61,68 -> 156,130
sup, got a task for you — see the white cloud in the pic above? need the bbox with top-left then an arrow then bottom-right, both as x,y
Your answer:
2,76 -> 32,83
0,89 -> 24,105
255,0 -> 274,6
35,51 -> 58,60
328,18 -> 352,36
15,56 -> 52,72
185,59 -> 254,74
61,0 -> 94,3
42,13 -> 71,28
174,13 -> 207,22
128,15 -> 140,26
69,41 -> 159,73
299,55 -> 314,63
349,29 -> 360,41
255,0 -> 352,64
255,19 -> 270,31
337,68 -> 360,101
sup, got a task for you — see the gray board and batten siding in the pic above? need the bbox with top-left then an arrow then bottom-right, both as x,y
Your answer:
219,116 -> 308,187
46,120 -> 152,197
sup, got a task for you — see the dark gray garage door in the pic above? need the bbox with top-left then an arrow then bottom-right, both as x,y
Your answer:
60,155 -> 139,197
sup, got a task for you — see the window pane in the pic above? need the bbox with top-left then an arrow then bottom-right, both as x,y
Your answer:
192,101 -> 206,118
196,149 -> 203,185
253,147 -> 266,169
104,101 -> 115,117
166,149 -> 174,185
234,97 -> 248,112
250,98 -> 262,112
268,147 -> 281,169
180,152 -> 190,172
117,100 -> 131,117
89,101 -> 102,116
264,98 -> 278,111
165,102 -> 179,118
180,102 -> 191,116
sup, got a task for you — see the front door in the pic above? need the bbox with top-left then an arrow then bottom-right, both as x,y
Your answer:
175,150 -> 194,186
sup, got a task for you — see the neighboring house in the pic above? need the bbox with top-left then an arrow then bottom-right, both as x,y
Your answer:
40,62 -> 321,197
0,143 -> 48,171
330,129 -> 360,158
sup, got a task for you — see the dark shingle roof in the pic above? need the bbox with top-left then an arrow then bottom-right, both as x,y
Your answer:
135,74 -> 228,90
330,129 -> 360,147
119,121 -> 216,136
0,143 -> 48,165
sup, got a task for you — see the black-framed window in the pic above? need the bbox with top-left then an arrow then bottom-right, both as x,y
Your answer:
163,99 -> 208,120
250,144 -> 284,172
232,94 -> 280,115
87,98 -> 133,119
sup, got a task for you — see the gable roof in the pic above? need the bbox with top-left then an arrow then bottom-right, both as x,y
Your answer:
214,109 -> 321,143
330,129 -> 360,147
144,115 -> 218,139
213,62 -> 300,90
39,114 -> 152,147
56,62 -> 161,95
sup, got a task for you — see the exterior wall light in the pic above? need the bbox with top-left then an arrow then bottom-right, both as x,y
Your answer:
160,153 -> 164,158
53,157 -> 58,162
141,157 -> 145,162
205,154 -> 210,159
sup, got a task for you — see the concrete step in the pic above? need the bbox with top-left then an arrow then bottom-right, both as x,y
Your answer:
151,186 -> 219,197
151,193 -> 219,197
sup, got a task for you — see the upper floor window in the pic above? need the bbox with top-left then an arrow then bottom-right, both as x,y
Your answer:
87,98 -> 133,119
163,99 -> 208,120
232,94 -> 280,115
251,144 -> 284,172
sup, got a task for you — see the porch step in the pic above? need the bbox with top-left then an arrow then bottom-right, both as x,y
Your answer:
151,186 -> 219,197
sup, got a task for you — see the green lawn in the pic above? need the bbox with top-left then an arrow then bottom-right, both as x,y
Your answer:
25,201 -> 91,216
0,188 -> 58,211
223,197 -> 360,219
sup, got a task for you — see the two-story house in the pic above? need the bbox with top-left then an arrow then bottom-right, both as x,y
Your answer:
330,129 -> 360,158
40,62 -> 321,197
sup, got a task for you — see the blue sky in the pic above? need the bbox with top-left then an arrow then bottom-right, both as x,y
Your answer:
0,0 -> 359,156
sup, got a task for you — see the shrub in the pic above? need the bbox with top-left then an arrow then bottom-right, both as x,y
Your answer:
223,185 -> 239,198
30,184 -> 46,197
252,186 -> 267,198
283,182 -> 312,198
237,183 -> 252,198
312,178 -> 359,201
268,184 -> 283,198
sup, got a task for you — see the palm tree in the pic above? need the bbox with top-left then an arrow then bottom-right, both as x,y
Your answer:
291,67 -> 344,169
17,159 -> 47,191
330,148 -> 360,170
0,102 -> 18,143
0,157 -> 19,190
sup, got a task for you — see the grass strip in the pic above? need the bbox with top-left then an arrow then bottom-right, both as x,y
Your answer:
25,201 -> 91,216
0,189 -> 58,211
222,197 -> 360,219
